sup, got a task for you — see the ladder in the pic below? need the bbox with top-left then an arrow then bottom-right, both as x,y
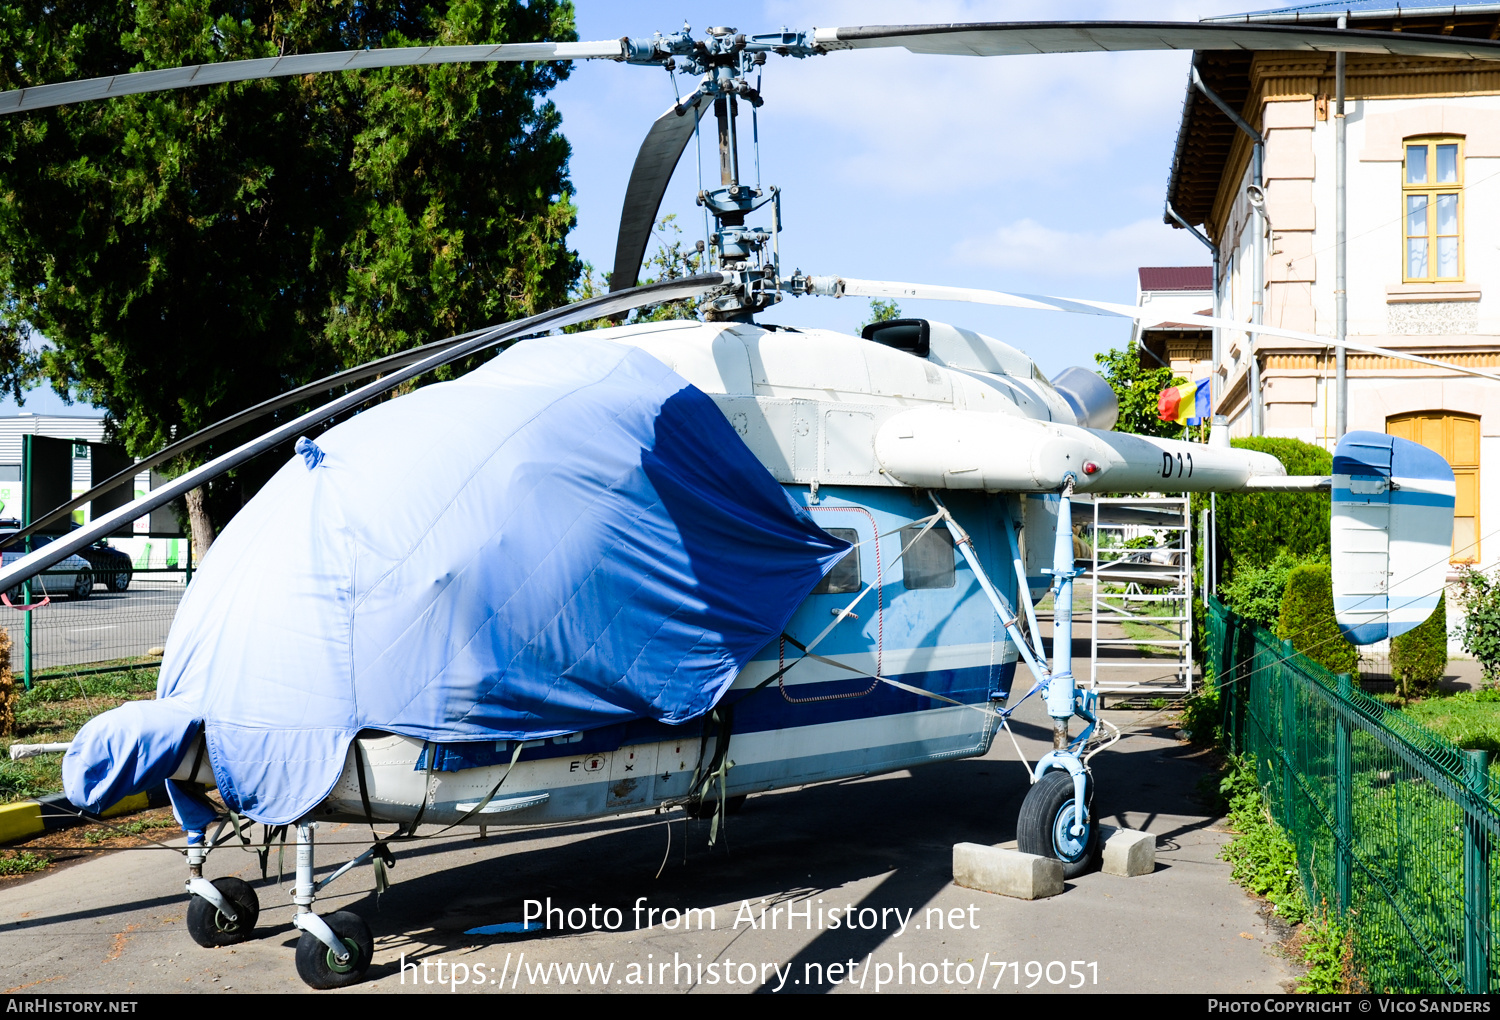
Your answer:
1087,496 -> 1193,698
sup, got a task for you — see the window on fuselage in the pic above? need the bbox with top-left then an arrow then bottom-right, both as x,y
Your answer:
901,525 -> 956,589
811,528 -> 861,594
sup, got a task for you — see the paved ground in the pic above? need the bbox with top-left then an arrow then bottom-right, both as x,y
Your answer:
2,580 -> 183,672
0,688 -> 1296,996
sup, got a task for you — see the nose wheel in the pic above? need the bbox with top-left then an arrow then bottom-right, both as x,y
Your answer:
1017,770 -> 1099,878
185,876 -> 260,947
295,910 -> 374,989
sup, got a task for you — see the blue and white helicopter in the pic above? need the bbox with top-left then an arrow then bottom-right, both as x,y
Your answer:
0,19 -> 1477,989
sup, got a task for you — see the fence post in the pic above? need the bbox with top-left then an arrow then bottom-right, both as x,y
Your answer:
1224,606 -> 1236,756
1463,749 -> 1490,993
1281,639 -> 1297,822
1335,672 -> 1353,915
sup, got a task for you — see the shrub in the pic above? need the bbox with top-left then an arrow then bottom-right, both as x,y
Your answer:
1390,594 -> 1448,700
1219,550 -> 1316,629
0,628 -> 11,737
1294,910 -> 1361,994
1218,756 -> 1309,924
1454,567 -> 1500,690
1278,563 -> 1360,681
1181,662 -> 1222,746
1195,437 -> 1331,582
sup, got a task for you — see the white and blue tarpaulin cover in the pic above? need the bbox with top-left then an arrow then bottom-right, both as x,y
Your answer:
64,338 -> 850,826
1331,430 -> 1455,646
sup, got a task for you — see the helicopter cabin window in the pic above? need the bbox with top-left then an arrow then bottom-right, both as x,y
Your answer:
1403,137 -> 1463,282
810,529 -> 861,594
901,525 -> 956,589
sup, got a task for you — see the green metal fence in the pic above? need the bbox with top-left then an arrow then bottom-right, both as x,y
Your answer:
1206,596 -> 1496,993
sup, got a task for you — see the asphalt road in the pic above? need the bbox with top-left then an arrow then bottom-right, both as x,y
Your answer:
0,694 -> 1296,996
3,579 -> 184,672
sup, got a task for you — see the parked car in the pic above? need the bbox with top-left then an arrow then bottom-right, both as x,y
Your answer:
67,526 -> 133,592
0,523 -> 94,600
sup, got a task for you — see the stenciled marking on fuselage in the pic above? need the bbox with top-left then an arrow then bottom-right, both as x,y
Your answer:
1161,450 -> 1193,479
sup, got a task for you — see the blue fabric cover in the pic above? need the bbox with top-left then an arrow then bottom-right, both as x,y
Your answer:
63,338 -> 849,825
63,698 -> 200,814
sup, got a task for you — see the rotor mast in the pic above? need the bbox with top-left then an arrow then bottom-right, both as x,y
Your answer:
628,26 -> 819,318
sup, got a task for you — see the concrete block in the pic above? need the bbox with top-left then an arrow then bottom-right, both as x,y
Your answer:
952,842 -> 1063,900
1100,826 -> 1156,877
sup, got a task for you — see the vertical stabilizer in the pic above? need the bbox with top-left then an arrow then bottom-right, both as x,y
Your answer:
1331,431 -> 1454,645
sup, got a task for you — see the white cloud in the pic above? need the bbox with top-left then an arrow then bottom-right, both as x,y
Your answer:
953,216 -> 1210,279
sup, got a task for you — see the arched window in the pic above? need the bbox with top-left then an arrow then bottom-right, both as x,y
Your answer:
1402,137 -> 1464,282
1387,411 -> 1479,562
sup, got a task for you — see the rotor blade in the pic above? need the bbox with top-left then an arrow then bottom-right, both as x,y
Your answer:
610,88 -> 711,292
811,22 -> 1500,61
0,273 -> 727,593
0,40 -> 626,115
13,326 -> 502,542
809,275 -> 1500,386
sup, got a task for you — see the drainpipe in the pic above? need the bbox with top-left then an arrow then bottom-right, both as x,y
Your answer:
1166,202 -> 1220,410
1336,15 -> 1349,441
1192,66 -> 1266,436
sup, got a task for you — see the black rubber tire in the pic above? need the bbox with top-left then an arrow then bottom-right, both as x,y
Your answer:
107,570 -> 131,593
295,911 -> 374,990
185,877 -> 260,948
1016,770 -> 1100,879
68,570 -> 92,600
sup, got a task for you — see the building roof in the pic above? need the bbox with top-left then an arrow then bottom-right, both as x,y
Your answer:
1165,3 -> 1500,230
1139,266 -> 1214,291
1208,1 -> 1500,24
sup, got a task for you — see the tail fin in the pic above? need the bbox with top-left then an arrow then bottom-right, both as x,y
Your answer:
1331,431 -> 1454,645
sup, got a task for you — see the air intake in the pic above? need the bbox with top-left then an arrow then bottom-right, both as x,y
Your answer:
1050,367 -> 1119,431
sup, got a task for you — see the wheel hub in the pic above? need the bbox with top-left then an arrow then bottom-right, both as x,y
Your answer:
1052,803 -> 1088,861
325,938 -> 358,974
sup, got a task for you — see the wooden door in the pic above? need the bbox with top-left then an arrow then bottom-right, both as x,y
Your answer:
1387,412 -> 1480,562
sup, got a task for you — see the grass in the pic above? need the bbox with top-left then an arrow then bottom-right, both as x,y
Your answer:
0,850 -> 50,876
1105,595 -> 1184,657
0,665 -> 160,804
1396,688 -> 1500,756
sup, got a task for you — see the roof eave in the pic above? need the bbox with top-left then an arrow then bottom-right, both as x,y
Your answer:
1205,4 -> 1500,24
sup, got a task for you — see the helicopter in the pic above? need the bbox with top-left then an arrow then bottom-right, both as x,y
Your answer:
0,17 -> 1475,989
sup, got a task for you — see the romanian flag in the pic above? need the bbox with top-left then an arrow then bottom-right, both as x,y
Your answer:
1157,378 -> 1211,426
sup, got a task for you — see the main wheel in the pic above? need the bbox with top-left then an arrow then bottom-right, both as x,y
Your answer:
295,911 -> 374,990
1016,770 -> 1100,879
68,570 -> 92,600
185,877 -> 260,947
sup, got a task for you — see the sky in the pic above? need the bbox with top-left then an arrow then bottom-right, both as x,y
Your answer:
9,0 -> 1236,414
554,0 -> 1231,374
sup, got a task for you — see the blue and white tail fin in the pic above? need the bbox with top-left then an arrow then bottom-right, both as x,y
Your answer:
1331,431 -> 1455,646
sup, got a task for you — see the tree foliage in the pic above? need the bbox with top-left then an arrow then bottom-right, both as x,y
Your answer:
1454,567 -> 1500,689
1092,344 -> 1183,438
0,0 -> 581,540
567,215 -> 706,331
858,298 -> 901,333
